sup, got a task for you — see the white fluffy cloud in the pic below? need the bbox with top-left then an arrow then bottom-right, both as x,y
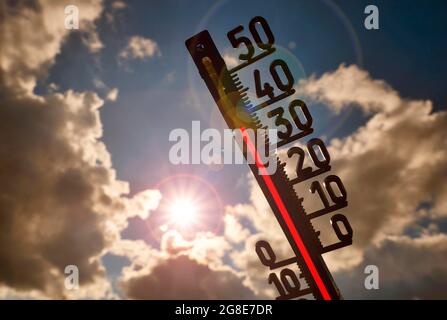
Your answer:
119,36 -> 160,61
223,53 -> 239,68
106,88 -> 119,102
296,64 -> 402,114
0,0 -> 103,95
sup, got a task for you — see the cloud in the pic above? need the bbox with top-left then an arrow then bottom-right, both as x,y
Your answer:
111,0 -> 127,10
47,82 -> 59,93
105,0 -> 128,25
223,53 -> 239,69
223,213 -> 250,244
106,88 -> 119,102
115,229 -> 256,299
0,0 -> 103,95
0,0 -> 252,300
0,0 -> 161,298
297,64 -> 401,114
293,64 -> 447,271
161,230 -> 193,255
104,62 -> 447,300
80,21 -> 104,53
222,184 -> 297,299
336,234 -> 447,299
93,78 -> 107,89
120,255 -> 256,299
223,64 -> 447,299
119,36 -> 160,61
93,79 -> 119,102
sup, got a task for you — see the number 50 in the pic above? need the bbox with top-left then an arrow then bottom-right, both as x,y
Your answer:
227,16 -> 275,61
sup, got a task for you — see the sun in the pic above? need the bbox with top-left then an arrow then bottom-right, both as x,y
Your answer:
169,198 -> 198,228
147,174 -> 224,240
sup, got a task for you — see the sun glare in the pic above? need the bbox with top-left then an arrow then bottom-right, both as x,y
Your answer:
148,174 -> 224,240
169,198 -> 197,227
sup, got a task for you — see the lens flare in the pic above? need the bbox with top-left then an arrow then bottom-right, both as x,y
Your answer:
145,174 -> 224,242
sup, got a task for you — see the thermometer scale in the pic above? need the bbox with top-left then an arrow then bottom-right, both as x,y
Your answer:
186,16 -> 353,300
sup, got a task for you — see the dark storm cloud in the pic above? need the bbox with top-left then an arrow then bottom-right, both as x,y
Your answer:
336,234 -> 447,299
0,0 -> 161,298
121,255 -> 256,299
224,64 -> 447,299
0,89 -> 111,296
1,0 -> 233,300
296,64 -> 447,267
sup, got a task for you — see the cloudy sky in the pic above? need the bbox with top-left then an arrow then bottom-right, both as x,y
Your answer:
1,0 -> 447,299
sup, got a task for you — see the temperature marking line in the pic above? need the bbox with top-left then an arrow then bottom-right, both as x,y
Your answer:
276,288 -> 314,300
228,48 -> 276,73
307,202 -> 347,220
276,129 -> 314,148
241,127 -> 332,300
249,89 -> 295,112
289,167 -> 331,185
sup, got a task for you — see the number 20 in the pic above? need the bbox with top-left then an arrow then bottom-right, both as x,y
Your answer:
288,138 -> 331,183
